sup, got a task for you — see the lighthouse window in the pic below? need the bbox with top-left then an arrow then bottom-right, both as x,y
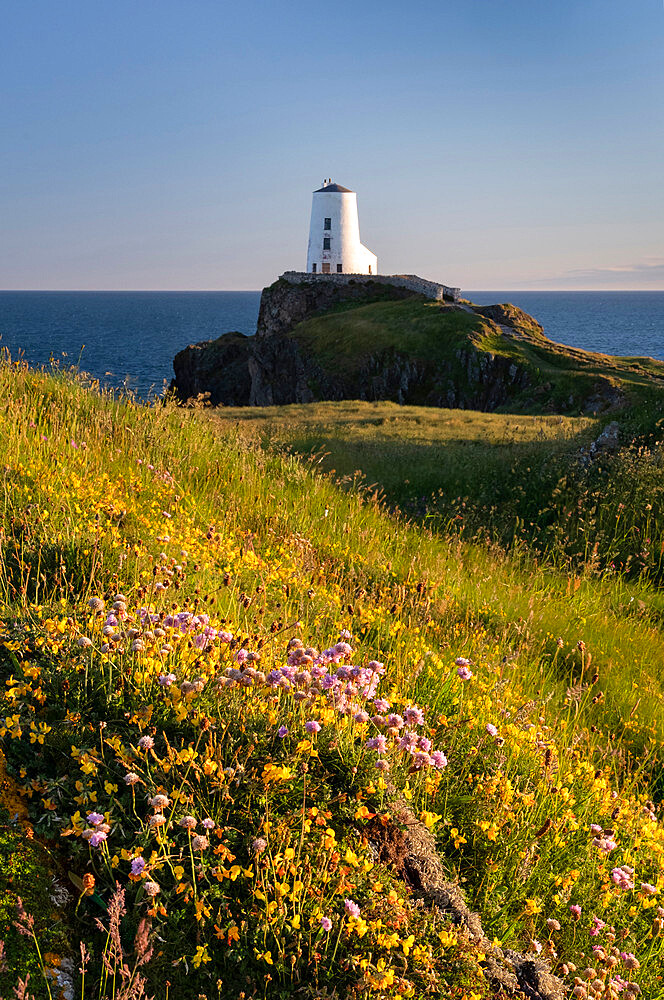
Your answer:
312,263 -> 317,273
322,263 -> 331,274
337,264 -> 343,273
324,218 -> 331,230
323,238 -> 331,250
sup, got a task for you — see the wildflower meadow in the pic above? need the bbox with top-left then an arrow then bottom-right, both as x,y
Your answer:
1,359 -> 664,999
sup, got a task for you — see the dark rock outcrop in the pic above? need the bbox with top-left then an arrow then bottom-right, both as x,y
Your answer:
172,277 -> 428,407
255,276 -> 422,340
172,332 -> 252,407
172,333 -> 534,411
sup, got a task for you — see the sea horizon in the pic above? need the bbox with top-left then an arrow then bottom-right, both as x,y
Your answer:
2,287 -> 663,293
1,288 -> 663,399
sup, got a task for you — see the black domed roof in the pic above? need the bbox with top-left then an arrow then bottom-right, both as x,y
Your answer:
314,183 -> 353,193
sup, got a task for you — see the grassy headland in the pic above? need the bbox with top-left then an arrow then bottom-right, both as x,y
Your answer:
283,295 -> 664,412
1,361 -> 664,998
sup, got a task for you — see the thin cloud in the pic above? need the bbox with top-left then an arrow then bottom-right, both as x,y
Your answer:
527,258 -> 664,287
565,258 -> 664,281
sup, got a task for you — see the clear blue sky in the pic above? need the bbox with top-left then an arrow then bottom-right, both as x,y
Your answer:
1,0 -> 663,290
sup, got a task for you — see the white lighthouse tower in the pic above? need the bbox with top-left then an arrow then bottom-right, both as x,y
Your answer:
306,180 -> 377,276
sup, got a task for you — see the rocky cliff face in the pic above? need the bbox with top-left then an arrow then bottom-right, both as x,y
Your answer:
172,328 -> 531,410
170,278 -> 624,413
172,277 -> 426,407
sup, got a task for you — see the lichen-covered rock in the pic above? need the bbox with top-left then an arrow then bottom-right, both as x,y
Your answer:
470,302 -> 546,340
369,800 -> 566,1000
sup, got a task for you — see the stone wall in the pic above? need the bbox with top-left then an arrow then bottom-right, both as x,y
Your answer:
281,271 -> 461,302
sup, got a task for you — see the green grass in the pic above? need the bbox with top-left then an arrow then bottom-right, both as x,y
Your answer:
283,296 -> 664,415
290,300 -> 482,372
2,362 -> 664,997
211,398 -> 596,504
210,396 -> 664,583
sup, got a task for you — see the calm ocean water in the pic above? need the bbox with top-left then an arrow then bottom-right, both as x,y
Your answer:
0,289 -> 662,400
0,291 -> 261,400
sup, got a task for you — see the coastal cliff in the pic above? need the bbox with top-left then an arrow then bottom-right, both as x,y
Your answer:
171,276 -> 658,413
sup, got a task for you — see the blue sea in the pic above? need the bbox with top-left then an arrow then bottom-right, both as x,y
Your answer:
0,289 -> 662,400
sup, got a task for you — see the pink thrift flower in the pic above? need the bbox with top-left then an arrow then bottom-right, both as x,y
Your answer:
277,725 -> 288,738
455,657 -> 470,666
131,857 -> 146,876
344,899 -> 361,918
320,916 -> 332,932
411,751 -> 432,769
593,835 -> 618,853
305,720 -> 321,734
486,724 -> 498,737
569,904 -> 582,920
89,830 -> 107,847
457,665 -> 473,681
404,705 -> 425,726
611,866 -> 634,891
398,732 -> 419,752
87,812 -> 104,826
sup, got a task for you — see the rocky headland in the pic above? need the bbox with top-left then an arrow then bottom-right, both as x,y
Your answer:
172,274 -> 664,413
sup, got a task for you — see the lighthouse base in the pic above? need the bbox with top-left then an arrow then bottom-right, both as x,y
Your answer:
281,271 -> 460,303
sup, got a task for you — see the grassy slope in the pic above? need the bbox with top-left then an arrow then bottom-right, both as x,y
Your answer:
2,365 -> 664,997
212,395 -> 664,584
212,399 -> 598,509
285,298 -> 664,412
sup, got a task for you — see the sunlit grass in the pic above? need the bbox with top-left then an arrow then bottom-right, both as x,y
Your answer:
1,360 -> 664,998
